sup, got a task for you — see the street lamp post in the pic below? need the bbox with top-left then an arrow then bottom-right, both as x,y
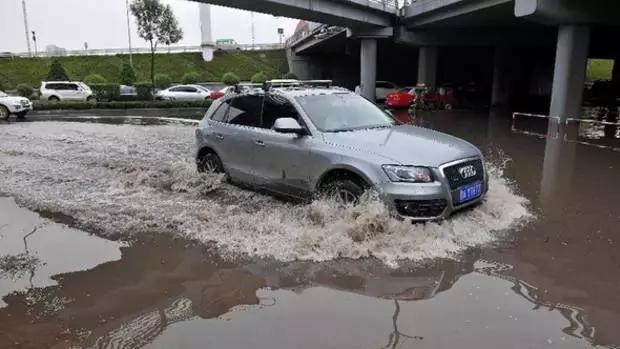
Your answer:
21,0 -> 32,56
126,0 -> 133,65
31,31 -> 38,57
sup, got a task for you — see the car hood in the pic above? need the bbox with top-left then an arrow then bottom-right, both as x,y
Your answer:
321,124 -> 481,167
0,96 -> 30,104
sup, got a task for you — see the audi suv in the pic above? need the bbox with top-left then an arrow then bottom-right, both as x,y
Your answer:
195,83 -> 488,220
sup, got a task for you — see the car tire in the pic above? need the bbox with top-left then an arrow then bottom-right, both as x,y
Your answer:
197,151 -> 224,174
48,96 -> 60,102
321,179 -> 365,206
16,111 -> 27,119
0,105 -> 9,119
444,104 -> 453,111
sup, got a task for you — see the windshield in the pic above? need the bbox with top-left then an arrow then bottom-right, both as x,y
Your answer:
0,91 -> 7,97
296,93 -> 396,132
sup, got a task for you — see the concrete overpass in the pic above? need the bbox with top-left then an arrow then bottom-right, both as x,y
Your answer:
193,0 -> 620,121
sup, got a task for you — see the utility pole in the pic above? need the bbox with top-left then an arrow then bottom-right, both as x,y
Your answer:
251,12 -> 255,50
21,0 -> 32,56
126,0 -> 133,65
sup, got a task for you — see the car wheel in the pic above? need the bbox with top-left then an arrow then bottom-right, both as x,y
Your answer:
197,151 -> 224,173
0,105 -> 9,119
48,96 -> 60,102
322,179 -> 365,206
444,104 -> 453,111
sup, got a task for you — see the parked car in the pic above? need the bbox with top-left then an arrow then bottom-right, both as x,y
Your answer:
209,84 -> 259,100
155,85 -> 212,101
385,87 -> 416,109
40,81 -> 94,102
195,83 -> 488,221
0,90 -> 32,119
118,85 -> 138,101
376,81 -> 399,101
412,84 -> 458,110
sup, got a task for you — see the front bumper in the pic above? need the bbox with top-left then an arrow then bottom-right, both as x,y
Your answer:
8,102 -> 32,114
378,157 -> 488,221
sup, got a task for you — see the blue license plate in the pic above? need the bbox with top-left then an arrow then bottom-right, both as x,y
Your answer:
458,181 -> 482,203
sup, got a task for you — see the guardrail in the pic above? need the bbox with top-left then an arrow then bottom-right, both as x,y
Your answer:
11,43 -> 284,58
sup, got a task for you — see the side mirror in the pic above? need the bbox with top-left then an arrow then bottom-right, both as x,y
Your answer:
273,118 -> 305,135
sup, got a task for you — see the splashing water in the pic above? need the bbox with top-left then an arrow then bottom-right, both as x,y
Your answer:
0,122 -> 532,266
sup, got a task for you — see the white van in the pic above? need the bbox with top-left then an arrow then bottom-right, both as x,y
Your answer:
40,81 -> 94,102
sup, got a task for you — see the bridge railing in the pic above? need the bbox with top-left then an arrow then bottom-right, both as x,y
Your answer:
13,43 -> 284,58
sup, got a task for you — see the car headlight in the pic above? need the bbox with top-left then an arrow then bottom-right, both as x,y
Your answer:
382,165 -> 433,183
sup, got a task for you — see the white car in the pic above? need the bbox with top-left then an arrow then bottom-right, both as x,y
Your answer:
376,81 -> 399,101
155,85 -> 212,101
0,90 -> 32,119
40,81 -> 94,102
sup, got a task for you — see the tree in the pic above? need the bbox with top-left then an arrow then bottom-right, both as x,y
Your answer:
222,72 -> 240,86
251,71 -> 268,84
84,73 -> 107,85
119,62 -> 137,86
154,73 -> 171,88
130,0 -> 183,96
46,60 -> 70,81
16,84 -> 33,98
182,71 -> 201,84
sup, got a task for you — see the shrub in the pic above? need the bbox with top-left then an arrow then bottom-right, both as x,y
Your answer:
16,83 -> 34,98
182,71 -> 201,84
90,83 -> 120,101
46,60 -> 70,81
135,81 -> 153,100
222,72 -> 240,86
282,72 -> 298,80
84,73 -> 107,85
119,62 -> 137,86
251,71 -> 268,84
154,73 -> 172,88
32,100 -> 212,112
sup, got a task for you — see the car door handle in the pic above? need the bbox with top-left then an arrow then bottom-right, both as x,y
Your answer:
254,140 -> 265,147
214,133 -> 224,140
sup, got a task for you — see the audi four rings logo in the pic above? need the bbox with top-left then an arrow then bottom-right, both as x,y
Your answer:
458,165 -> 476,179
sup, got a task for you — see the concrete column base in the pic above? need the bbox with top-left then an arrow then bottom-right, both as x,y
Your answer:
360,39 -> 377,101
417,47 -> 438,88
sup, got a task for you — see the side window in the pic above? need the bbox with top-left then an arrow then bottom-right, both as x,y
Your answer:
210,99 -> 232,122
261,94 -> 302,129
184,87 -> 198,93
65,84 -> 79,91
46,83 -> 60,90
169,87 -> 183,92
227,96 -> 263,127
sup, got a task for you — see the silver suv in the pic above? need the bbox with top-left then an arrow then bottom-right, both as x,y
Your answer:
195,84 -> 488,220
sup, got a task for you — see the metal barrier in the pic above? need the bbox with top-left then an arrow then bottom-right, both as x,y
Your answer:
14,43 -> 284,58
512,111 -> 620,152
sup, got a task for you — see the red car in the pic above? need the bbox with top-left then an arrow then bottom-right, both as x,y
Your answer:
385,87 -> 415,109
209,86 -> 234,100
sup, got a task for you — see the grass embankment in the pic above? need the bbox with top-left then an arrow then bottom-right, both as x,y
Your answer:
0,50 -> 289,89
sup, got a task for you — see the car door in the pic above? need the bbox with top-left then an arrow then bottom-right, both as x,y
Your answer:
65,83 -> 82,100
167,86 -> 183,101
217,95 -> 264,184
251,94 -> 314,197
182,86 -> 201,101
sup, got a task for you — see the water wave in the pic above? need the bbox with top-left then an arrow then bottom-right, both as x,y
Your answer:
0,122 -> 532,266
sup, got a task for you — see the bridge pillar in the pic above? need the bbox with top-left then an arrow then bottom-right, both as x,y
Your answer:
417,47 -> 438,88
360,38 -> 378,100
549,24 -> 590,120
491,46 -> 511,107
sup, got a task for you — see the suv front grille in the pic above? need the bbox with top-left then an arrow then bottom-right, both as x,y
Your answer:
442,159 -> 484,190
395,199 -> 447,218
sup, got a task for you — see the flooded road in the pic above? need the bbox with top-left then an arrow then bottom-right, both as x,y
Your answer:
0,112 -> 618,348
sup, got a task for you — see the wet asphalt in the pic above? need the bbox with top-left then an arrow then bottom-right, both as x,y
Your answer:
0,110 -> 618,349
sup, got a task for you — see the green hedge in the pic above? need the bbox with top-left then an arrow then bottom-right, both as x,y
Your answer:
32,100 -> 212,111
135,82 -> 153,100
0,50 -> 288,89
90,83 -> 120,101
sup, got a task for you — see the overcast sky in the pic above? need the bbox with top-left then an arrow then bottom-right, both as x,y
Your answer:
0,0 -> 300,53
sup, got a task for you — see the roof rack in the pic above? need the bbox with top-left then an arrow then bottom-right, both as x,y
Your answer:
262,79 -> 334,91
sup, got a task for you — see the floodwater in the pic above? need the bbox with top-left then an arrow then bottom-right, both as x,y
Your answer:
0,111 -> 618,348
